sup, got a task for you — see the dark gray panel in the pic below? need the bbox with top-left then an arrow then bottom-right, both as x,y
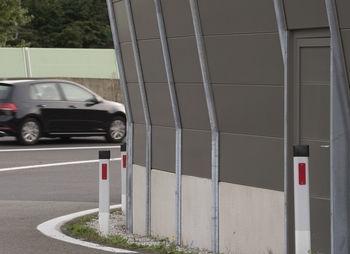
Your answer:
300,47 -> 330,84
310,198 -> 330,254
213,85 -> 284,138
339,30 -> 350,80
130,0 -> 159,40
182,129 -> 211,179
300,85 -> 330,141
133,123 -> 146,166
168,37 -> 203,83
198,0 -> 277,35
120,43 -> 138,83
283,0 -> 328,29
161,0 -> 194,37
336,0 -> 350,28
205,34 -> 283,85
301,139 -> 330,199
145,83 -> 174,127
138,39 -> 167,83
114,0 -> 131,43
127,83 -> 145,124
220,133 -> 283,191
176,84 -> 210,130
152,126 -> 176,173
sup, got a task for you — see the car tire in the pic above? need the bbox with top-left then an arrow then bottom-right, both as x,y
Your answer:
17,118 -> 41,145
106,116 -> 126,143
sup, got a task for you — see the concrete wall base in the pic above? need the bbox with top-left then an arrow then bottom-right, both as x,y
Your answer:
219,182 -> 284,254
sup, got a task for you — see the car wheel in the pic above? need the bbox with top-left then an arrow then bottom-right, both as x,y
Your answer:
17,118 -> 41,145
106,116 -> 126,143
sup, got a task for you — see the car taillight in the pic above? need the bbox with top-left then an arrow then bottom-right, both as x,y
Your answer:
0,103 -> 17,111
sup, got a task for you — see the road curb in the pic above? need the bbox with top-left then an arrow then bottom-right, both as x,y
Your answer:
37,204 -> 136,253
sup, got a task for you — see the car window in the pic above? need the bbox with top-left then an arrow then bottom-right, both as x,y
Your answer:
30,83 -> 61,101
0,85 -> 12,100
60,83 -> 95,102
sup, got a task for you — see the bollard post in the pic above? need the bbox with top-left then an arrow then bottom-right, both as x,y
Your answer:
121,143 -> 127,213
99,150 -> 110,236
293,145 -> 311,254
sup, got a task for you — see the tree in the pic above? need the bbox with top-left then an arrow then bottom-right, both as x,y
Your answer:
21,0 -> 112,48
0,0 -> 32,47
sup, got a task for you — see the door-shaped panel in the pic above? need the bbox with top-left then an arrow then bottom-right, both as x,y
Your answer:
294,37 -> 330,253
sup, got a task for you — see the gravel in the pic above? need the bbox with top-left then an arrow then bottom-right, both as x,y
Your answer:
87,210 -> 213,254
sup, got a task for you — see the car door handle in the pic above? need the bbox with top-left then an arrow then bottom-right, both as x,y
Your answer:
69,105 -> 77,109
37,104 -> 47,108
320,144 -> 330,148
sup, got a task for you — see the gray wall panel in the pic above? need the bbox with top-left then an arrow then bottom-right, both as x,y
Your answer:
176,83 -> 210,130
339,30 -> 350,81
138,39 -> 167,83
145,83 -> 174,127
152,126 -> 176,173
213,85 -> 284,137
198,0 -> 277,35
133,123 -> 146,166
114,0 -> 130,43
168,37 -> 202,83
120,43 -> 138,83
182,129 -> 211,179
310,198 -> 330,254
283,0 -> 328,29
161,0 -> 194,37
127,83 -> 145,124
130,0 -> 159,39
336,0 -> 350,28
205,34 -> 283,85
220,133 -> 284,191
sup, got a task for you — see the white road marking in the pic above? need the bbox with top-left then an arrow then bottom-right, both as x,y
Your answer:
0,145 -> 120,152
37,204 -> 136,253
0,158 -> 121,172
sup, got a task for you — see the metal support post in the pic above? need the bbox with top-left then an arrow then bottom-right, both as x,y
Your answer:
273,1 -> 291,253
153,0 -> 183,245
106,0 -> 134,233
325,1 -> 350,253
189,0 -> 219,252
125,0 -> 152,236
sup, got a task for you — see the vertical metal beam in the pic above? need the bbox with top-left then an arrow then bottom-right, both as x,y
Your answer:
189,1 -> 219,252
273,1 -> 291,254
124,0 -> 152,236
23,47 -> 32,78
153,0 -> 183,245
106,0 -> 134,233
325,1 -> 350,254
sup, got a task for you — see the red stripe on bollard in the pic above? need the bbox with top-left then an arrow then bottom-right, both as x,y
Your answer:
299,163 -> 306,185
102,163 -> 107,180
123,155 -> 127,168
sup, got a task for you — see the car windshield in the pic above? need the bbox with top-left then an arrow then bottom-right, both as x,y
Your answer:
0,84 -> 12,100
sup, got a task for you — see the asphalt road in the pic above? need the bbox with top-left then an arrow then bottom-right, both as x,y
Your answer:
0,136 -> 123,254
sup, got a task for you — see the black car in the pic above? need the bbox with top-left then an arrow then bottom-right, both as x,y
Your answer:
0,79 -> 126,145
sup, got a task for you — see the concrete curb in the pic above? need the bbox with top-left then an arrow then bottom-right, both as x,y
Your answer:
37,204 -> 136,253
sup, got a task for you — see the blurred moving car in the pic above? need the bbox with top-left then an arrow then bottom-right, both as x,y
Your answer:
0,79 -> 126,145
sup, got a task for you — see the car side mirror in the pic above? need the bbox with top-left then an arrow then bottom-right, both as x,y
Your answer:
86,97 -> 100,106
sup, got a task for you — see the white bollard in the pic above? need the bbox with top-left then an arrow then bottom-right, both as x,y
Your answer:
121,143 -> 127,214
99,150 -> 110,236
293,145 -> 311,254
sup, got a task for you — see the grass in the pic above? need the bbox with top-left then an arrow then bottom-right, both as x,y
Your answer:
64,212 -> 197,254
